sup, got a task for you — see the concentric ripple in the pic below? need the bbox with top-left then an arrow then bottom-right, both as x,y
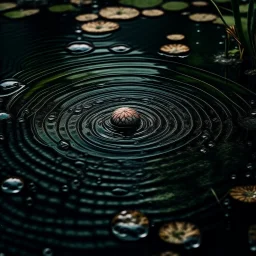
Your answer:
2,55 -> 255,254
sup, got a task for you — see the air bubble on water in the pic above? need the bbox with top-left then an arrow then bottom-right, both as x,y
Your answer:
250,100 -> 255,105
28,182 -> 37,193
109,44 -> 131,53
0,135 -> 4,141
0,112 -> 11,120
42,248 -> 53,256
26,197 -> 33,207
208,141 -> 215,148
0,79 -> 21,95
111,188 -> 129,196
71,179 -> 80,189
97,177 -> 102,184
61,184 -> 69,193
247,163 -> 253,170
223,198 -> 230,206
245,172 -> 251,178
184,236 -> 201,250
1,177 -> 24,194
230,174 -> 236,180
111,210 -> 149,241
66,41 -> 94,54
75,29 -> 82,34
75,161 -> 85,167
58,140 -> 70,150
47,114 -> 56,122
200,147 -> 207,154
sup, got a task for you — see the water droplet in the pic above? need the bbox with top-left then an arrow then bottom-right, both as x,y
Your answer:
1,177 -> 24,194
58,141 -> 70,150
0,112 -> 11,120
61,184 -> 69,193
223,198 -> 230,206
47,114 -> 56,122
251,110 -> 256,117
200,147 -> 207,154
66,41 -> 94,54
247,163 -> 253,170
0,135 -> 4,141
109,44 -> 131,53
97,177 -> 102,184
111,210 -> 149,241
74,108 -> 82,114
184,236 -> 201,249
245,172 -> 251,178
71,179 -> 80,189
42,248 -> 53,256
75,29 -> 82,34
75,161 -> 85,167
230,174 -> 236,180
28,182 -> 37,193
250,100 -> 255,105
0,79 -> 20,95
111,188 -> 129,196
26,197 -> 33,206
208,141 -> 215,148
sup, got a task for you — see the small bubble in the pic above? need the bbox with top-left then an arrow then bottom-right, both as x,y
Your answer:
97,177 -> 102,184
245,172 -> 251,178
0,112 -> 11,120
0,79 -> 21,95
247,163 -> 253,170
230,174 -> 236,180
58,140 -> 70,150
47,115 -> 56,122
26,197 -> 33,207
71,179 -> 80,189
109,44 -> 131,53
223,198 -> 230,205
0,135 -> 4,141
61,184 -> 69,193
200,147 -> 207,154
208,141 -> 215,148
184,236 -> 201,250
28,182 -> 37,193
111,210 -> 149,241
1,177 -> 24,194
66,41 -> 94,54
42,248 -> 53,256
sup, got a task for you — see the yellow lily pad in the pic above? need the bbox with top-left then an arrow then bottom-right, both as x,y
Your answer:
0,2 -> 17,11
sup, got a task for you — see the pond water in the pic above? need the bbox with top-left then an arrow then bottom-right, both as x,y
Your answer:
0,0 -> 256,255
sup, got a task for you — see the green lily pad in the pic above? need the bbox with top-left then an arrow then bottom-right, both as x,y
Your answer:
228,48 -> 240,56
48,4 -> 78,13
3,9 -> 39,19
162,1 -> 189,11
239,4 -> 249,13
213,15 -> 247,26
119,0 -> 163,8
0,2 -> 17,11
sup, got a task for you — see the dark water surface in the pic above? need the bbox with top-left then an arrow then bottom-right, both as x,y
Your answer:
1,1 -> 256,255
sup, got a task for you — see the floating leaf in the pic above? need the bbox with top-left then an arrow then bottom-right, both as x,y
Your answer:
162,1 -> 189,11
213,15 -> 235,25
228,48 -> 240,56
239,4 -> 249,13
48,4 -> 78,13
3,9 -> 39,19
0,2 -> 17,11
119,0 -> 163,8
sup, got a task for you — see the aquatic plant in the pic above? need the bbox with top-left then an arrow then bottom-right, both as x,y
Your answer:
210,0 -> 256,65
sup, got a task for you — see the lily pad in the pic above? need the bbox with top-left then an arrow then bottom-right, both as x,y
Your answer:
3,9 -> 39,19
162,1 -> 189,11
48,4 -> 78,13
0,2 -> 17,11
119,0 -> 163,8
239,4 -> 249,13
